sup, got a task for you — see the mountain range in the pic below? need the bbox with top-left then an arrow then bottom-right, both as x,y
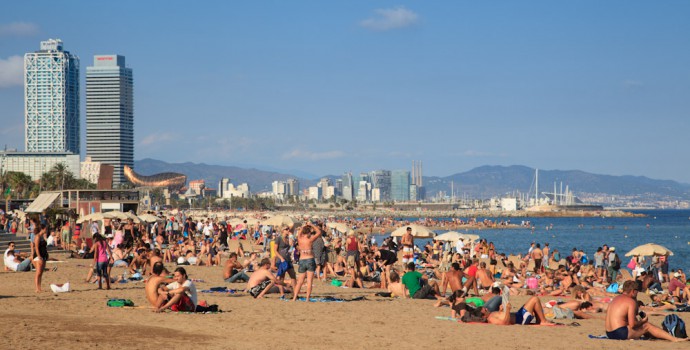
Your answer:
134,159 -> 690,200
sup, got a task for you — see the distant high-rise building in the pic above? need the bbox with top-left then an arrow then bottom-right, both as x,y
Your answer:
391,170 -> 410,202
412,160 -> 425,200
342,172 -> 354,201
370,170 -> 392,201
286,178 -> 299,196
86,55 -> 134,186
25,39 -> 80,154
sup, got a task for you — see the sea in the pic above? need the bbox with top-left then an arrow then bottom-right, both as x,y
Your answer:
375,209 -> 690,273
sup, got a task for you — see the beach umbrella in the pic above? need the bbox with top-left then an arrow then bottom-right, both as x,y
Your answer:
625,243 -> 674,257
103,211 -> 128,220
262,214 -> 301,228
138,213 -> 162,223
434,231 -> 464,242
327,222 -> 351,233
460,234 -> 481,242
390,224 -> 435,238
123,212 -> 141,223
77,212 -> 105,224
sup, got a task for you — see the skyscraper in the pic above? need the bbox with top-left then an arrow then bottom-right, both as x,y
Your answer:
86,55 -> 134,186
391,170 -> 410,202
370,170 -> 392,201
24,39 -> 80,154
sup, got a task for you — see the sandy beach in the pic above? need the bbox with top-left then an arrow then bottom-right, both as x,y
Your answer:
0,251 -> 682,350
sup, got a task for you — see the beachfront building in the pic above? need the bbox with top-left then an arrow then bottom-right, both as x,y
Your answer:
25,39 -> 80,154
189,180 -> 205,195
0,151 -> 81,181
85,55 -> 134,186
218,178 -> 250,198
80,156 -> 114,189
391,170 -> 411,202
308,186 -> 321,201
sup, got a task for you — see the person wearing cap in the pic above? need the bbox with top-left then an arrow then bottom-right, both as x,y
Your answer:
668,272 -> 689,303
607,247 -> 620,284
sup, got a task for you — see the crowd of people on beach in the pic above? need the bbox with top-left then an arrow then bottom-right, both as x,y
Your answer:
1,208 -> 688,341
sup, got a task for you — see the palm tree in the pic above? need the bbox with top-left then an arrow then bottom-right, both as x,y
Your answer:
7,171 -> 33,198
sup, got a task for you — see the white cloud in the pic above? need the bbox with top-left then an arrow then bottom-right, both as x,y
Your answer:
140,132 -> 177,146
623,79 -> 643,88
282,149 -> 345,161
0,22 -> 40,37
360,6 -> 419,31
0,56 -> 24,88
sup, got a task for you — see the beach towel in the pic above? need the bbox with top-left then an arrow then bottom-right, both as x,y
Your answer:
588,335 -> 648,340
201,287 -> 238,294
107,299 -> 135,307
282,296 -> 366,302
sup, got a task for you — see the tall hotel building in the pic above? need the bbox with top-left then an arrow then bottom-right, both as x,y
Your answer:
24,39 -> 80,153
86,55 -> 134,186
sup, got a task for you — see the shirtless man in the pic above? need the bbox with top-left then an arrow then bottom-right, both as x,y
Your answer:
145,262 -> 173,307
386,270 -> 406,298
531,244 -> 544,273
435,263 -> 465,307
148,249 -> 165,275
487,296 -> 554,326
128,250 -> 148,275
401,227 -> 414,265
223,252 -> 249,283
605,280 -> 686,341
247,258 -> 283,298
476,262 -> 495,291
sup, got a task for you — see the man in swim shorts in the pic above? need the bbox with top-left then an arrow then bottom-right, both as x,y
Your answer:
605,280 -> 686,341
487,295 -> 555,326
247,258 -> 283,298
401,227 -> 414,264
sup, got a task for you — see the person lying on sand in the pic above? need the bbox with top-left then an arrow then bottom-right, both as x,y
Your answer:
487,295 -> 555,326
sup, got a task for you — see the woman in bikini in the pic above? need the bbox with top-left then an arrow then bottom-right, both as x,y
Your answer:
291,223 -> 322,302
31,224 -> 49,293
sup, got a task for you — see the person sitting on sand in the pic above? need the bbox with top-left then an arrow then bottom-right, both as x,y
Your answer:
128,249 -> 148,275
401,262 -> 442,300
4,242 -> 32,272
487,295 -> 555,326
387,270 -> 407,298
146,262 -> 174,307
476,262 -> 495,291
224,252 -> 250,283
155,267 -> 198,312
247,258 -> 284,298
605,280 -> 687,341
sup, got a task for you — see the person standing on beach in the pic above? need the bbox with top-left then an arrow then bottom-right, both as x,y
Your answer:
90,233 -> 112,290
31,224 -> 48,293
607,247 -> 621,283
275,227 -> 296,292
531,244 -> 543,273
401,227 -> 414,265
292,223 -> 322,302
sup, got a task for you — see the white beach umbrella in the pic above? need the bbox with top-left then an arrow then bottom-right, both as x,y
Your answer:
625,243 -> 674,257
262,214 -> 301,228
390,224 -> 435,238
77,212 -> 105,224
434,231 -> 464,242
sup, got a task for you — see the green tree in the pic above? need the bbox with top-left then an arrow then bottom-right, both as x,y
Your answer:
7,171 -> 34,198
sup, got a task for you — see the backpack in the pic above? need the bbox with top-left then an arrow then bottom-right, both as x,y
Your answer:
662,314 -> 688,339
613,253 -> 621,270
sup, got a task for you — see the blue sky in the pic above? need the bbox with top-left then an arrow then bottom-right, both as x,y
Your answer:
1,1 -> 689,182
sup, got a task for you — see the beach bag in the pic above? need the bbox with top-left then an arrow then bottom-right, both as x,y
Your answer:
107,299 -> 134,307
626,258 -> 636,270
581,255 -> 588,264
662,314 -> 688,338
606,283 -> 619,293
